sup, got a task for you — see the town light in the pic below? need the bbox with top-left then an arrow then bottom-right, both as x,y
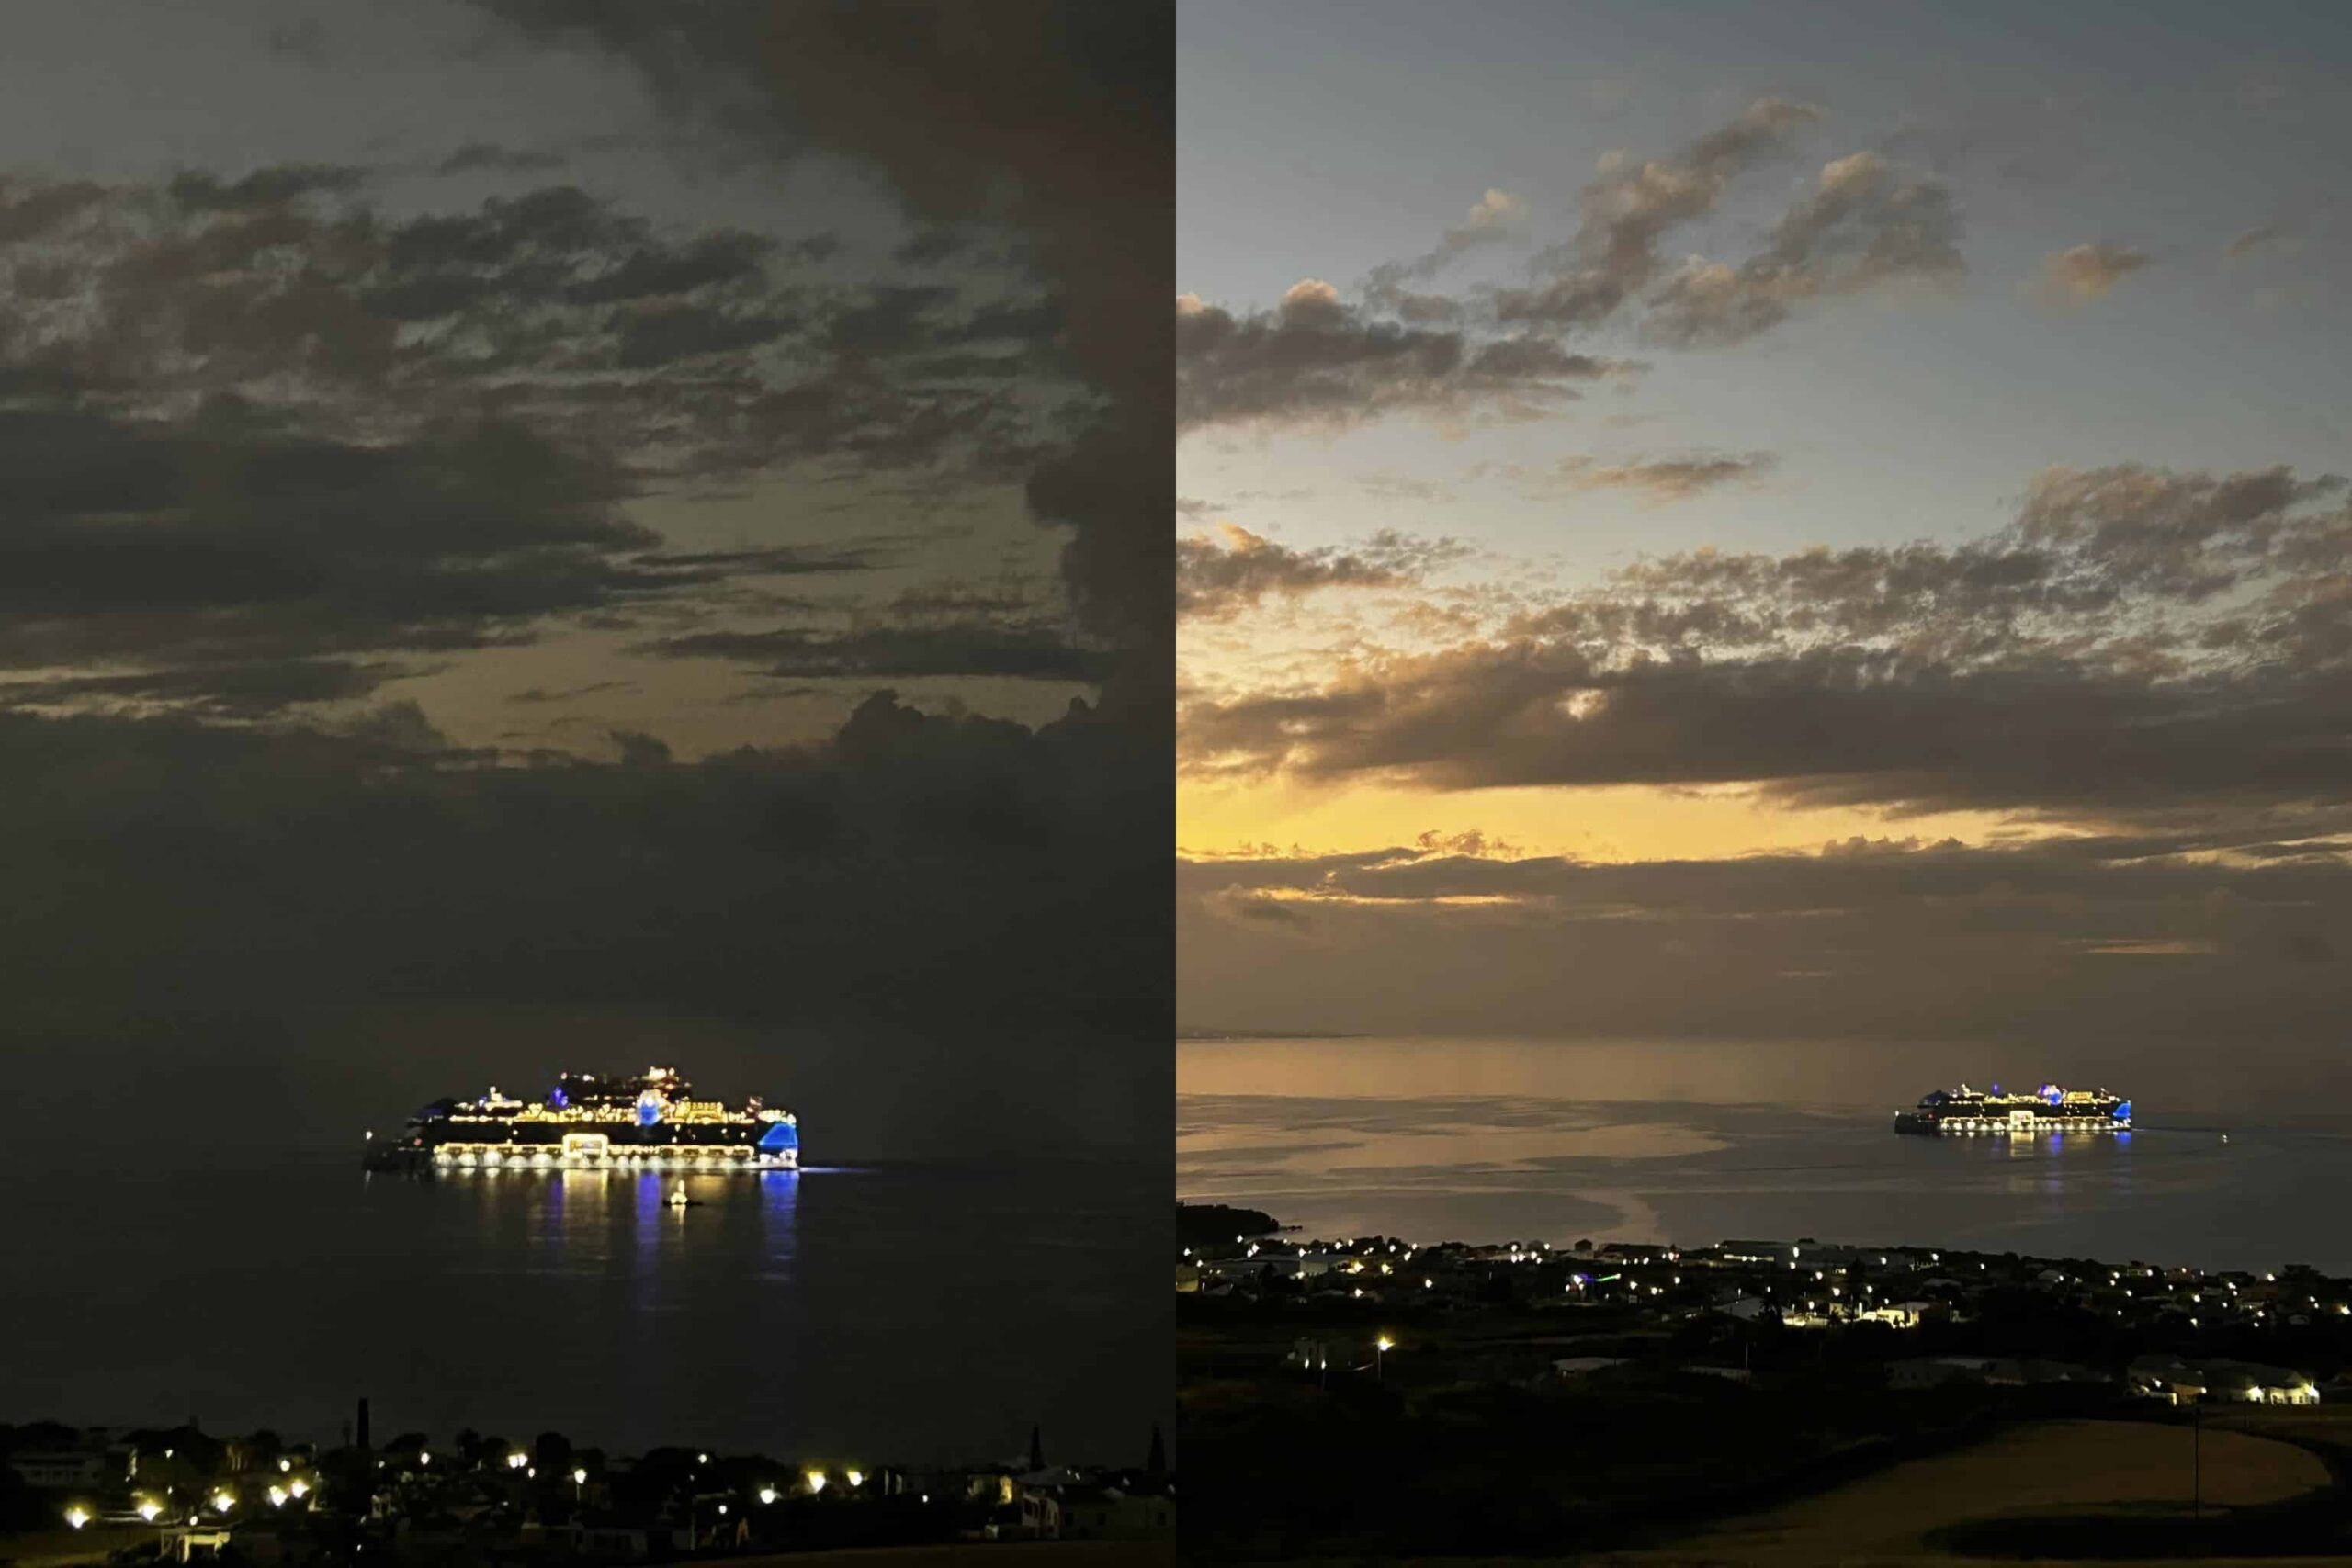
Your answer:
288,1480 -> 308,1498
804,1469 -> 828,1494
212,1491 -> 235,1513
417,1451 -> 430,1467
572,1468 -> 588,1486
65,1506 -> 90,1529
138,1500 -> 162,1522
507,1452 -> 527,1470
279,1459 -> 292,1472
845,1469 -> 865,1488
269,1487 -> 288,1507
758,1486 -> 777,1506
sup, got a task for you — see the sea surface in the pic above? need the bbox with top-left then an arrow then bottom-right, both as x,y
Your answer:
1179,1037 -> 2352,1275
4,1153 -> 1166,1468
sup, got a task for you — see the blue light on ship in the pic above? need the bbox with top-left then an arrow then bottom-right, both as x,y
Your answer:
636,1090 -> 664,1126
758,1120 -> 799,1154
2114,1100 -> 2132,1121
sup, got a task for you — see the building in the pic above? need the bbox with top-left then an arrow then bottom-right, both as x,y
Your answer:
1057,1485 -> 1173,1540
7,1450 -> 106,1489
2131,1355 -> 2318,1405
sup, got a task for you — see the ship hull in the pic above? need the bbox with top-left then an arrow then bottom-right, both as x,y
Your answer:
371,1066 -> 800,1171
1894,1111 -> 2129,1136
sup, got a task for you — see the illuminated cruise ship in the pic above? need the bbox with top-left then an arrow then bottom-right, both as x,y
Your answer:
1894,1082 -> 2131,1136
366,1066 -> 798,1169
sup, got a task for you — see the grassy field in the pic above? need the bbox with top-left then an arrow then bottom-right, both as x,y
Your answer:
0,1532 -> 1170,1568
1596,1414 -> 2337,1566
729,1546 -> 1173,1566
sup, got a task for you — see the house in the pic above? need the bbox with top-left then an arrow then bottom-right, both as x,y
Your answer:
7,1450 -> 107,1489
1718,1240 -> 1794,1264
1057,1484 -> 1173,1540
2130,1355 -> 2316,1405
162,1526 -> 237,1562
1857,1300 -> 1939,1328
1890,1356 -> 1996,1389
1552,1356 -> 1631,1380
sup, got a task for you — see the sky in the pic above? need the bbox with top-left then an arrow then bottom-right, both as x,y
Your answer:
0,0 -> 1171,1161
1176,0 -> 2352,1053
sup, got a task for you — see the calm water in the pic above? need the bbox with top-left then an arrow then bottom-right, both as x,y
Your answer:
1180,1038 -> 2352,1274
5,1154 -> 1167,1468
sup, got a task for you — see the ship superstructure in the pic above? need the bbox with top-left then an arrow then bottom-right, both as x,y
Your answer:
1894,1082 -> 2131,1136
367,1066 -> 798,1169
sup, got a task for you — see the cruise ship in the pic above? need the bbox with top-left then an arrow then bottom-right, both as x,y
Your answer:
1894,1082 -> 2131,1136
364,1066 -> 798,1169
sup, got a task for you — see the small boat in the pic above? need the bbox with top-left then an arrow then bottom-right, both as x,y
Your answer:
668,1182 -> 698,1208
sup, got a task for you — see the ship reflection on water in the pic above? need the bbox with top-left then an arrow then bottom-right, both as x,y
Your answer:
413,1163 -> 804,1282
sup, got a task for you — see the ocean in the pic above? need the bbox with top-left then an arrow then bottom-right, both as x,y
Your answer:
1179,1037 -> 2352,1275
6,1153 -> 1167,1468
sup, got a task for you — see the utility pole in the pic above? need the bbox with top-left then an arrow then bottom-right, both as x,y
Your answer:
2191,1399 -> 2201,1523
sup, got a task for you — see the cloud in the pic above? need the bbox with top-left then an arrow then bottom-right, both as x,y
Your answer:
1542,452 -> 1776,503
1364,186 -> 1531,299
1180,832 -> 2352,1043
1494,97 -> 1822,330
1181,462 -> 2352,828
1177,523 -> 1465,617
0,170 -> 1059,492
0,691 -> 1168,1155
474,0 -> 1175,720
1641,151 -> 1964,346
167,163 -> 370,211
641,619 -> 1114,684
2035,242 -> 2153,304
2224,222 -> 2293,261
1176,282 -> 1623,432
435,141 -> 569,175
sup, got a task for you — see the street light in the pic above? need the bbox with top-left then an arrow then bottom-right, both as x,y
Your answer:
1375,1337 -> 1396,1382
